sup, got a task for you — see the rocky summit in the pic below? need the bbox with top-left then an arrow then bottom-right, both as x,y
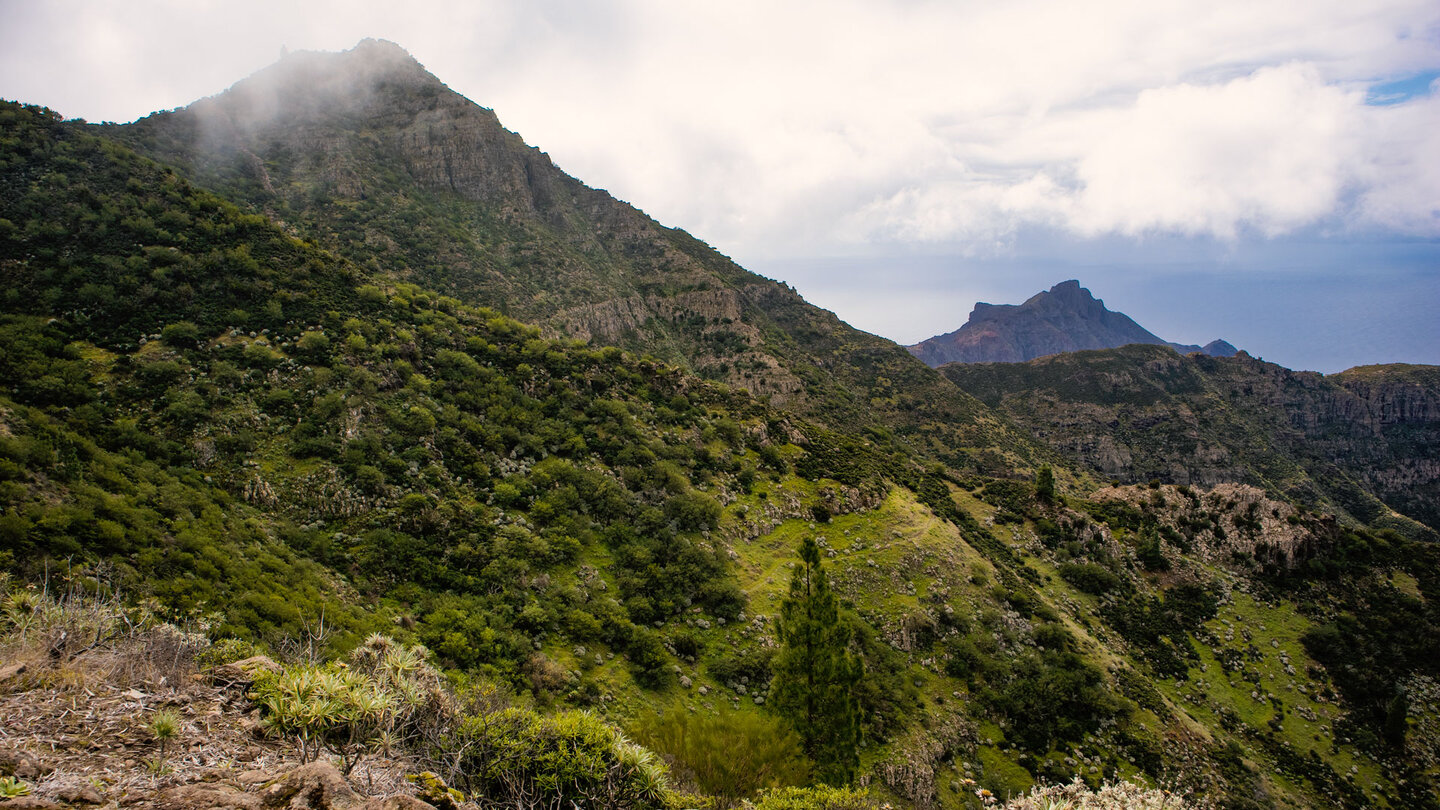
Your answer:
907,280 -> 1236,366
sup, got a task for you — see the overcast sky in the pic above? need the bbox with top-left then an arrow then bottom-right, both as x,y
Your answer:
2,0 -> 1437,372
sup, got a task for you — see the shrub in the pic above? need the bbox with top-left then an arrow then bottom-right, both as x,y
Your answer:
664,492 -> 722,533
195,637 -> 264,669
707,647 -> 773,686
633,711 -> 810,807
454,707 -> 673,810
160,321 -> 201,348
999,777 -> 1188,809
1058,562 -> 1122,596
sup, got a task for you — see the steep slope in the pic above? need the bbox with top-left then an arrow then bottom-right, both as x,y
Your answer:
941,344 -> 1440,535
1330,364 -> 1440,530
908,280 -> 1235,366
108,39 -> 1038,476
7,78 -> 1440,808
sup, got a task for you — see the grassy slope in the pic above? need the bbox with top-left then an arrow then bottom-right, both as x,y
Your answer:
5,101 -> 1439,809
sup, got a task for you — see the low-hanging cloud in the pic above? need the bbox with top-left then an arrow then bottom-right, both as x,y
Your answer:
2,0 -> 1437,257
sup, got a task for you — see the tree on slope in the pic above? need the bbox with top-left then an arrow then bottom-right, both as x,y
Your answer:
770,536 -> 862,784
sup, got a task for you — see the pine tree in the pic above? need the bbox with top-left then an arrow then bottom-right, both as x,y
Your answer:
1034,464 -> 1056,503
769,536 -> 862,784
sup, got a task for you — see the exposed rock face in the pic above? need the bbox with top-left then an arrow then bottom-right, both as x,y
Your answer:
907,280 -> 1233,366
553,285 -> 806,403
1093,483 -> 1314,568
943,345 -> 1440,534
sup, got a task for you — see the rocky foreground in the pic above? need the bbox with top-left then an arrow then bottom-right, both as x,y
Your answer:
0,657 -> 454,810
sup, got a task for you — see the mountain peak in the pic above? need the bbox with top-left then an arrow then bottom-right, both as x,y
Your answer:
1044,279 -> 1087,299
272,37 -> 428,78
170,39 -> 446,134
909,281 -> 1234,366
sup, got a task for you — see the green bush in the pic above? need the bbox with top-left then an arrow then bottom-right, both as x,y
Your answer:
1058,562 -> 1122,595
633,711 -> 810,807
195,637 -> 264,669
455,707 -> 672,810
750,785 -> 875,810
160,321 -> 201,348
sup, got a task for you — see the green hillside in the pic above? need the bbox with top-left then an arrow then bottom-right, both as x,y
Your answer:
2,81 -> 1439,810
107,39 -> 1041,479
941,344 -> 1440,537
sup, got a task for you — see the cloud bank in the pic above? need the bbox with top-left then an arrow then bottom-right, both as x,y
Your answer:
1,0 -> 1437,259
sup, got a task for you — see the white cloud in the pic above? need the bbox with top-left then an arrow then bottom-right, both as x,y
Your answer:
1,0 -> 1437,253
1068,64 -> 1359,238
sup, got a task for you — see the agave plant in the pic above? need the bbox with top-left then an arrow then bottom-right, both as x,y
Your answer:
251,653 -> 433,772
999,778 -> 1188,810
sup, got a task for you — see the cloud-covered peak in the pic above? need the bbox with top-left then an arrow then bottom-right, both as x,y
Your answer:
1,1 -> 1436,254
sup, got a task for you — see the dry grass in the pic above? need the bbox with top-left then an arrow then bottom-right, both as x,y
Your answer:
0,575 -> 420,805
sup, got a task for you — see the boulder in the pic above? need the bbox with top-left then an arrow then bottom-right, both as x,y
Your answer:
0,749 -> 51,779
359,799 -> 435,810
138,783 -> 260,810
207,656 -> 283,688
0,798 -> 65,810
259,761 -> 359,809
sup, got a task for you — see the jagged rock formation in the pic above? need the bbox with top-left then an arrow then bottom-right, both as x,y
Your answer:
943,344 -> 1440,534
907,280 -> 1235,366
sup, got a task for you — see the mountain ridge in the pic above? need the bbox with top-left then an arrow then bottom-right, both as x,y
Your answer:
3,40 -> 1440,808
941,343 -> 1440,535
109,39 -> 1043,477
908,280 -> 1236,366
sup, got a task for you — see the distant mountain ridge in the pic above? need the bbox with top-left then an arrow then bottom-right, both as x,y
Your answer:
942,344 -> 1440,535
907,280 -> 1236,366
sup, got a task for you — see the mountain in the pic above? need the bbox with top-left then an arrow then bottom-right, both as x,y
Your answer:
107,39 -> 1038,477
941,344 -> 1440,536
3,42 -> 1440,809
907,280 -> 1236,366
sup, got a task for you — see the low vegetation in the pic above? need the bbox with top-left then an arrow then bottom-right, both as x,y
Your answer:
2,89 -> 1439,810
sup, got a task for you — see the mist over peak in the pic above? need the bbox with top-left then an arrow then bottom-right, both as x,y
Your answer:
169,38 -> 446,133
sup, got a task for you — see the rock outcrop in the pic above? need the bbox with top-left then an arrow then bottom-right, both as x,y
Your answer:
907,280 -> 1234,366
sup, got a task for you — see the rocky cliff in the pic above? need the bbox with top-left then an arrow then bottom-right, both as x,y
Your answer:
907,280 -> 1235,366
942,345 -> 1440,535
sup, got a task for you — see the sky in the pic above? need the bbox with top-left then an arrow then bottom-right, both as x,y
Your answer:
1,0 -> 1437,372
